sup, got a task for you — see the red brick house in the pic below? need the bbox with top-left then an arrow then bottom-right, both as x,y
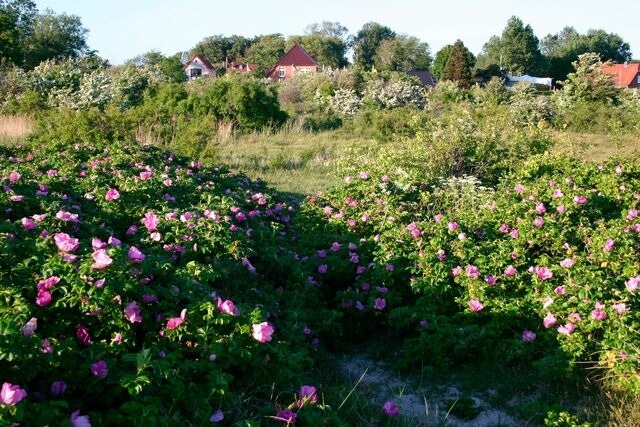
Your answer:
265,44 -> 319,81
601,63 -> 640,88
183,54 -> 216,79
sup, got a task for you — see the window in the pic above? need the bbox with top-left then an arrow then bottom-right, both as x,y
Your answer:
190,68 -> 202,79
300,67 -> 310,74
637,74 -> 640,85
278,67 -> 285,78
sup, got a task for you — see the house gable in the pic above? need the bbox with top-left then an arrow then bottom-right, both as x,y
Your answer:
602,63 -> 640,88
183,54 -> 216,79
266,44 -> 319,81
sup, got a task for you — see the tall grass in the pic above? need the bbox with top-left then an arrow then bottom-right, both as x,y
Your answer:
0,114 -> 33,145
201,128 -> 374,196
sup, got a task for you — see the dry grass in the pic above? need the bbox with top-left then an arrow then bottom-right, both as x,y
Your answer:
0,115 -> 34,138
552,131 -> 640,162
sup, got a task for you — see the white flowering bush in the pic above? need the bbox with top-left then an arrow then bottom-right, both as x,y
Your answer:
363,77 -> 426,109
328,88 -> 362,117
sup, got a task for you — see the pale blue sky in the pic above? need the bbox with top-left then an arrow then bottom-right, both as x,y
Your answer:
35,0 -> 640,65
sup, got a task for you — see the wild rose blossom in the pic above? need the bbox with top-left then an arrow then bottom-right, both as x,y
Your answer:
559,258 -> 575,268
76,325 -> 92,346
22,217 -> 36,230
209,409 -> 224,423
625,276 -> 640,292
166,308 -> 187,330
573,195 -> 587,204
383,400 -> 400,416
128,246 -> 145,263
468,299 -> 484,312
54,233 -> 79,252
554,286 -> 566,296
143,212 -> 160,231
217,297 -> 239,316
91,249 -> 113,269
252,321 -> 274,343
56,210 -> 79,222
504,266 -> 517,277
22,317 -> 37,336
50,380 -> 67,396
124,301 -> 142,323
465,265 -> 480,278
533,266 -> 553,280
522,330 -> 536,342
0,382 -> 27,406
36,290 -> 52,306
298,385 -> 318,406
591,302 -> 607,321
90,360 -> 108,378
105,188 -> 120,201
543,313 -> 556,328
558,323 -> 575,335
9,171 -> 20,182
613,303 -> 629,314
70,410 -> 91,427
374,297 -> 386,311
603,238 -> 616,252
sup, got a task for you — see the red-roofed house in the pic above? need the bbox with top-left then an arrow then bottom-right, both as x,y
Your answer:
601,63 -> 640,88
184,54 -> 216,80
265,44 -> 319,81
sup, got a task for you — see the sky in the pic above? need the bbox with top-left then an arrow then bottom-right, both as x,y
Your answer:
35,0 -> 640,65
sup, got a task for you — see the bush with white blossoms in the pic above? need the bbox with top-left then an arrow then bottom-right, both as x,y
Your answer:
328,88 -> 363,117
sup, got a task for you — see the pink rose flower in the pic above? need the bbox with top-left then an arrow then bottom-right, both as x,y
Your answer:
124,301 -> 142,323
166,308 -> 187,330
298,385 -> 318,406
0,382 -> 27,406
374,297 -> 386,311
543,313 -> 556,328
70,410 -> 91,427
143,212 -> 159,232
105,188 -> 120,201
22,317 -> 37,336
91,249 -> 113,269
90,360 -> 108,378
22,217 -> 36,230
383,400 -> 400,416
217,297 -> 239,316
468,299 -> 484,312
127,246 -> 145,263
252,321 -> 274,343
55,233 -> 80,252
9,171 -> 20,182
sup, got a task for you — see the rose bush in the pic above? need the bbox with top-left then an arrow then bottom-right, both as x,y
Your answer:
0,133 -> 339,425
300,153 -> 640,393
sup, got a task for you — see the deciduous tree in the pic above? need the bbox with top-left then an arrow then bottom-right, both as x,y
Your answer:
373,35 -> 431,72
0,0 -> 36,66
475,16 -> 542,76
244,34 -> 285,75
353,22 -> 396,70
22,9 -> 89,69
